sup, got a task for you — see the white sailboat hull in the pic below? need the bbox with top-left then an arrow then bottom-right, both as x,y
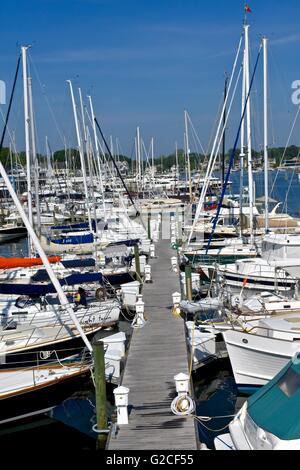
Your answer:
223,329 -> 300,390
4,301 -> 121,329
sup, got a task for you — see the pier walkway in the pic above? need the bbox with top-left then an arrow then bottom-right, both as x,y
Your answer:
107,240 -> 198,450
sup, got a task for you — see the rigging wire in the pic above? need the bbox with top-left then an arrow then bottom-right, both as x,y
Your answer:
94,117 -> 145,229
0,55 -> 21,149
205,45 -> 262,253
270,104 -> 300,195
188,34 -> 244,243
28,52 -> 66,147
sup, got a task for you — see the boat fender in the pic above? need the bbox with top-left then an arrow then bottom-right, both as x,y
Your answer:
95,287 -> 107,300
172,306 -> 181,318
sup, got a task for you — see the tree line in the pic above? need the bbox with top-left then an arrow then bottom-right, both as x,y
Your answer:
0,145 -> 299,172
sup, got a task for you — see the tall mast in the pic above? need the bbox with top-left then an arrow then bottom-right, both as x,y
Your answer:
110,135 -> 114,157
263,37 -> 269,234
86,126 -> 99,239
184,111 -> 193,202
67,80 -> 93,234
136,127 -> 142,188
115,137 -> 120,173
21,46 -> 33,256
222,74 -> 228,192
184,132 -> 188,191
78,88 -> 88,146
187,34 -> 244,244
78,88 -> 98,233
239,49 -> 247,237
151,137 -> 155,187
28,76 -> 41,238
175,141 -> 179,191
9,143 -> 13,177
110,135 -> 114,178
244,24 -> 254,244
88,95 -> 106,220
45,136 -> 52,176
0,159 -> 92,352
63,136 -> 71,202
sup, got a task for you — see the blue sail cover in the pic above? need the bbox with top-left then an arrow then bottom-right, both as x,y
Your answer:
61,258 -> 96,269
247,358 -> 300,441
50,220 -> 97,232
0,272 -> 103,297
50,233 -> 94,245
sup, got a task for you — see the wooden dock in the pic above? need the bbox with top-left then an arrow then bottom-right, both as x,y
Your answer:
107,240 -> 199,450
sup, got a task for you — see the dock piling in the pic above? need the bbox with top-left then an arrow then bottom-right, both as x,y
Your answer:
134,244 -> 142,284
93,339 -> 108,449
185,266 -> 193,301
147,212 -> 152,240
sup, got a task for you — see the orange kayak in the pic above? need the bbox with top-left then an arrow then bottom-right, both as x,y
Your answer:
0,256 -> 62,270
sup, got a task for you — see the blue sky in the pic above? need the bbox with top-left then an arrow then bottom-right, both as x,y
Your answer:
1,0 -> 300,156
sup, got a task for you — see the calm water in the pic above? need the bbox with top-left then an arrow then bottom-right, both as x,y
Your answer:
0,237 -> 28,257
0,237 -> 132,450
194,361 -> 238,449
0,323 -> 131,451
2,169 -> 299,450
229,169 -> 300,217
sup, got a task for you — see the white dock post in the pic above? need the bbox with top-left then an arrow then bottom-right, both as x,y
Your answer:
174,373 -> 190,397
132,295 -> 146,328
170,219 -> 177,244
171,256 -> 178,273
172,292 -> 181,307
150,243 -> 156,258
171,373 -> 195,416
113,386 -> 130,425
144,264 -> 152,283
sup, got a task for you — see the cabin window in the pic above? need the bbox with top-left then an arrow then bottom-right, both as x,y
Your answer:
278,367 -> 300,398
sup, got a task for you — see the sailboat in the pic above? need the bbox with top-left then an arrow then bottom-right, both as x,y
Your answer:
0,351 -> 92,425
192,32 -> 300,298
182,21 -> 261,265
0,45 -> 106,410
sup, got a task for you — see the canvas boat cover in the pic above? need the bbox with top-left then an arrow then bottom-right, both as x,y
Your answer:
247,358 -> 300,440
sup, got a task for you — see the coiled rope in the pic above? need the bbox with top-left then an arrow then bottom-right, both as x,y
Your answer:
171,395 -> 196,416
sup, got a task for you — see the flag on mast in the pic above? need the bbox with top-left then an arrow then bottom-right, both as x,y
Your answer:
245,4 -> 252,13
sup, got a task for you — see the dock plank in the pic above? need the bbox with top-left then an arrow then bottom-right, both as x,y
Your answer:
107,240 -> 198,450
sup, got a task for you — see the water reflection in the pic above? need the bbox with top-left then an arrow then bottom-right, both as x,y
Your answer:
194,361 -> 238,449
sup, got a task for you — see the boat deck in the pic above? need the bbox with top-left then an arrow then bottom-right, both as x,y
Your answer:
107,240 -> 198,450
